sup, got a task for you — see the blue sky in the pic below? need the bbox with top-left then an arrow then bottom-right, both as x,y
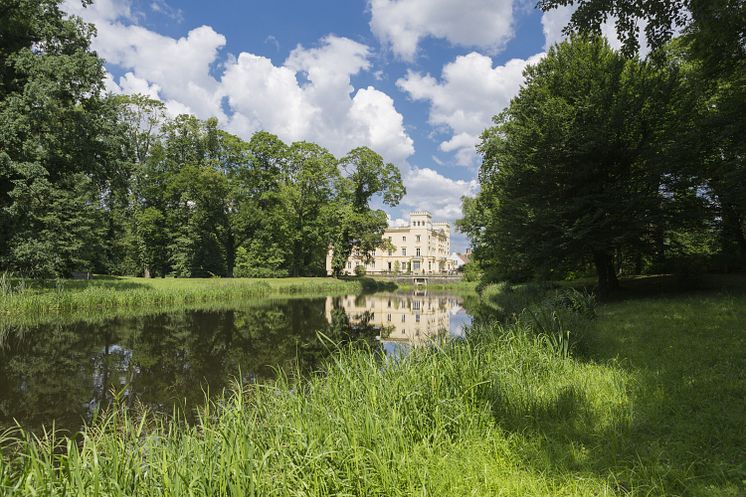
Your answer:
63,0 -> 609,251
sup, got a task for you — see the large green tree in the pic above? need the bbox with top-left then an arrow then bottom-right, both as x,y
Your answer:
0,0 -> 108,276
539,0 -> 746,270
464,37 -> 661,294
330,147 -> 405,277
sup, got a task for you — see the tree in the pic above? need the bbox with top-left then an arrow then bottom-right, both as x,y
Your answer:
330,147 -> 405,277
537,0 -> 745,69
283,142 -> 340,276
0,0 -> 108,276
467,37 -> 660,294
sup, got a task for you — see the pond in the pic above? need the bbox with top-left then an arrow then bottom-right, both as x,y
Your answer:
0,291 -> 474,433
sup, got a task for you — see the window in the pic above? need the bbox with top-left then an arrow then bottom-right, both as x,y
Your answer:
413,261 -> 420,270
387,299 -> 391,308
415,314 -> 420,323
387,313 -> 391,322
347,261 -> 351,269
403,236 -> 407,242
401,315 -> 406,323
416,235 -> 421,242
388,250 -> 393,256
388,236 -> 392,241
416,248 -> 421,256
402,248 -> 406,256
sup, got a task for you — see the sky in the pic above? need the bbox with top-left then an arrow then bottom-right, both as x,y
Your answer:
62,0 -> 637,252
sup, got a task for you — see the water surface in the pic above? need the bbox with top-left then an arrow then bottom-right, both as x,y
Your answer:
0,292 -> 472,433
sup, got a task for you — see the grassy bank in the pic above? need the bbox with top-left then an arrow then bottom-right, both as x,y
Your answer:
0,275 -> 391,323
1,280 -> 743,495
1,323 -> 633,496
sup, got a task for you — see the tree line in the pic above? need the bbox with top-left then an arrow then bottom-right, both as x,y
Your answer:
461,0 -> 745,294
0,0 -> 404,278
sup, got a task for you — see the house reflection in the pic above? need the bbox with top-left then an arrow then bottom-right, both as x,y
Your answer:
325,292 -> 468,348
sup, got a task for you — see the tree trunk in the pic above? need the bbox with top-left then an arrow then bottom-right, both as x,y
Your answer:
721,203 -> 746,264
593,250 -> 619,297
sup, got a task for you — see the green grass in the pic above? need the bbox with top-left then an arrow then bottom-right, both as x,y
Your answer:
0,324 -> 633,496
0,275 -> 392,325
1,277 -> 744,496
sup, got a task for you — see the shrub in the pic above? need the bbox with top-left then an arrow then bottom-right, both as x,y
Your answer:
354,264 -> 367,277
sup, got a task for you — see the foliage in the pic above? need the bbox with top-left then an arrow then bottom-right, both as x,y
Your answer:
460,261 -> 481,282
0,0 -> 106,276
537,0 -> 745,72
353,264 -> 367,277
464,38 -> 661,294
463,33 -> 746,294
0,2 -> 404,279
330,147 -> 406,277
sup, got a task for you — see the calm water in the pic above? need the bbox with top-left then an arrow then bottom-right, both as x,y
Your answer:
0,292 -> 472,433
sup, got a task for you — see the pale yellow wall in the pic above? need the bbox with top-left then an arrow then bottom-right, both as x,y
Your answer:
326,211 -> 453,275
325,294 -> 457,346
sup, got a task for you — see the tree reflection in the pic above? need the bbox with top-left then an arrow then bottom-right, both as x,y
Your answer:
0,297 -> 382,433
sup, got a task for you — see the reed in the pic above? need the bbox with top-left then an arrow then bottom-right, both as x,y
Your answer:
0,276 -> 389,322
0,323 -> 633,496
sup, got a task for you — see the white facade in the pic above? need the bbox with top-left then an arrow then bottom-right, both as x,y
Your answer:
449,252 -> 466,269
326,211 -> 452,275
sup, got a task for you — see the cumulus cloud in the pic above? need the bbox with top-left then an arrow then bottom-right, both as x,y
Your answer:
63,0 -> 132,22
401,167 -> 477,221
369,0 -> 515,61
64,3 -> 414,164
398,51 -> 544,166
395,167 -> 478,251
224,36 -> 414,163
541,5 -> 651,57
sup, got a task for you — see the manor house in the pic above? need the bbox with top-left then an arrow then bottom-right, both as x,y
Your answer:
326,211 -> 452,275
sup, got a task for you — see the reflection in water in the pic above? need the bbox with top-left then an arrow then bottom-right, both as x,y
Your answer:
0,292 -> 471,433
327,292 -> 471,355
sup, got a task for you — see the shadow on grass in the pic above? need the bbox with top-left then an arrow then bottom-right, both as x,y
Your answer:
485,282 -> 746,496
18,275 -> 154,293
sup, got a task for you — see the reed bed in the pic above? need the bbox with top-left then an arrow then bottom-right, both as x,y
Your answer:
0,276 -> 381,321
0,324 -> 634,496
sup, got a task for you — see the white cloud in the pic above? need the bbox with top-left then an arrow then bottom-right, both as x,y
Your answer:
387,214 -> 409,227
541,5 -> 651,57
95,23 -> 226,119
117,72 -> 161,99
64,4 -> 414,164
222,52 -> 317,142
397,167 -> 479,251
223,35 -> 413,163
398,51 -> 544,166
63,0 -> 132,22
541,4 -> 574,50
369,0 -> 516,61
401,167 -> 477,221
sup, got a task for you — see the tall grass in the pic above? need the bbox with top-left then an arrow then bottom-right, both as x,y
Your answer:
478,281 -> 597,357
0,276 -> 389,323
0,324 -> 634,496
